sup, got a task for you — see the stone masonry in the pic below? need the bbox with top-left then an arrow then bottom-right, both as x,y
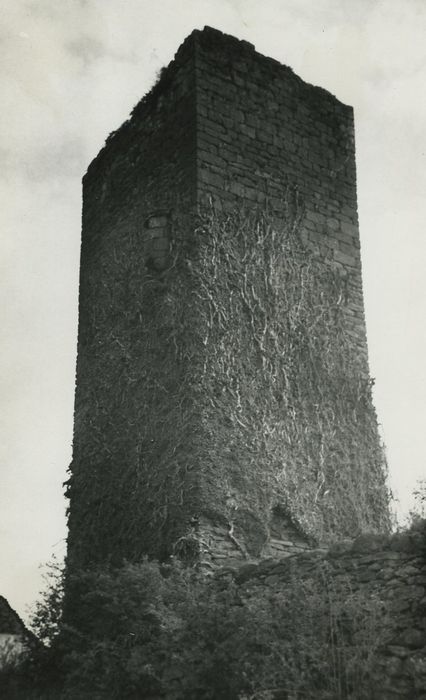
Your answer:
66,27 -> 390,572
194,29 -> 366,363
227,523 -> 426,699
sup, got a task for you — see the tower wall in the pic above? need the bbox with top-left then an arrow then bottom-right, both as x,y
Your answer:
194,29 -> 367,364
68,37 -> 199,567
67,27 -> 390,572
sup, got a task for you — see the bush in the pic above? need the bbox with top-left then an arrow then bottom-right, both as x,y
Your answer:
4,557 -> 388,700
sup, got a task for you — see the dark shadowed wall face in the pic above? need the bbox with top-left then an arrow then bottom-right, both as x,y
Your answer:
67,35 -> 200,567
67,27 -> 390,572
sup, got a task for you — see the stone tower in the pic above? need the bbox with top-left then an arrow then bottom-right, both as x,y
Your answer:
66,27 -> 390,572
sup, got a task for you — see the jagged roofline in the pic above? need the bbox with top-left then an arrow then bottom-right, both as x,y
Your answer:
84,25 -> 351,181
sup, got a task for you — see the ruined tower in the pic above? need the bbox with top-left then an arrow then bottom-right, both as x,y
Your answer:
67,27 -> 390,572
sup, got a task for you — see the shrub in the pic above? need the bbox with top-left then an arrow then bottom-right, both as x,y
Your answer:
6,557 -> 388,699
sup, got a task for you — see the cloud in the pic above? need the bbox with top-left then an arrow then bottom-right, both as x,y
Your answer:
0,0 -> 148,185
66,35 -> 111,66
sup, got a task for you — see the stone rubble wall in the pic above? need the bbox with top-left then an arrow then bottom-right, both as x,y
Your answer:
195,515 -> 312,570
216,524 -> 426,699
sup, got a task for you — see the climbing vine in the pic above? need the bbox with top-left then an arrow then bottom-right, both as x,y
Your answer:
67,193 -> 390,569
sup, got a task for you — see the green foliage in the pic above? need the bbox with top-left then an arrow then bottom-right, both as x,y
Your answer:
0,638 -> 31,698
30,556 -> 65,647
8,558 -> 388,700
408,479 -> 426,525
393,479 -> 426,532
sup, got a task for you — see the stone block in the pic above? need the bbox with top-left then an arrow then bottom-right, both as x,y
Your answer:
240,123 -> 255,139
339,240 -> 357,257
395,628 -> 426,649
146,215 -> 168,228
234,563 -> 260,583
333,249 -> 357,267
352,533 -> 390,553
305,210 -> 326,225
199,151 -> 226,168
326,217 -> 340,231
341,220 -> 358,236
229,181 -> 245,197
199,168 -> 223,188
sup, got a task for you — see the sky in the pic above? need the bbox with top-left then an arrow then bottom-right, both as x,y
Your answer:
1,0 -> 425,623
